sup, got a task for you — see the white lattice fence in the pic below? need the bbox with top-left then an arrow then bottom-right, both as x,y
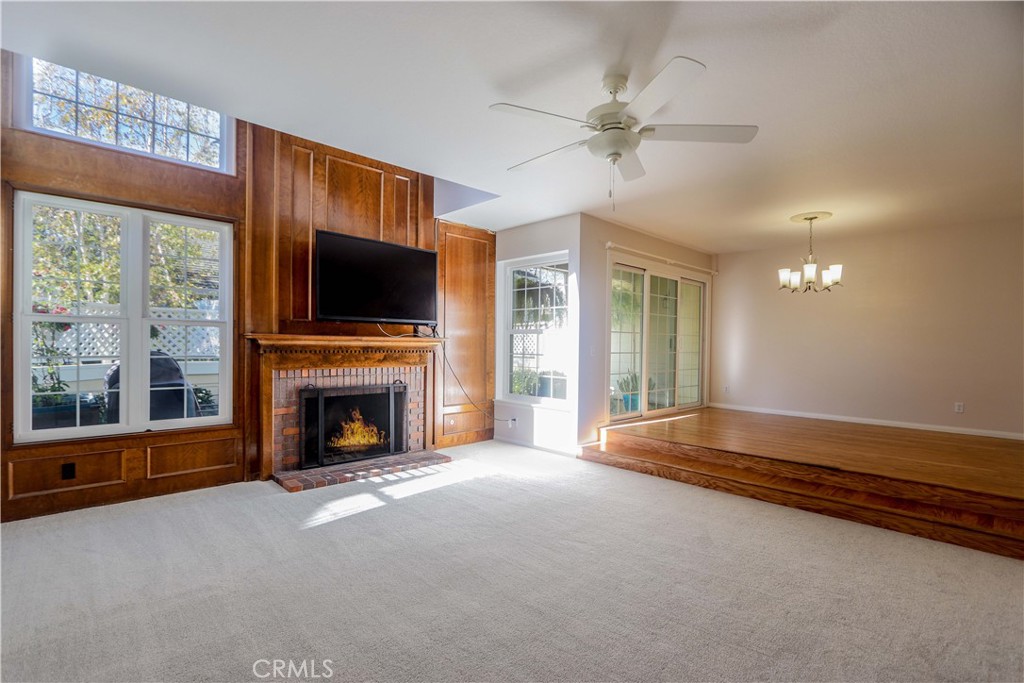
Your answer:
39,306 -> 220,361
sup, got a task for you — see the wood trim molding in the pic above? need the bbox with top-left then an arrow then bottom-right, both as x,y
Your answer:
246,334 -> 442,354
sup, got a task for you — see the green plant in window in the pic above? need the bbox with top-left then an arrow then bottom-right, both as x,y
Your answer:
193,386 -> 217,416
617,370 -> 639,395
31,304 -> 71,404
511,368 -> 540,396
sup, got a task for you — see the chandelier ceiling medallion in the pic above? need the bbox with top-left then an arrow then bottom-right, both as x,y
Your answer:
778,211 -> 843,293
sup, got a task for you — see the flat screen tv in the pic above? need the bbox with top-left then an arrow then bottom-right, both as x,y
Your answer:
315,230 -> 438,326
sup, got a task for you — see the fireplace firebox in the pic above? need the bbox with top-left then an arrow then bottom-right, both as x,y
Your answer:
300,383 -> 408,469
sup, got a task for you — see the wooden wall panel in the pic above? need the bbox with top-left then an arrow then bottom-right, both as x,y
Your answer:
2,429 -> 243,520
417,176 -> 435,251
268,132 -> 430,337
385,174 -> 412,245
279,144 -> 314,322
435,220 -> 495,447
9,450 -> 126,499
325,156 -> 383,240
147,438 -> 240,479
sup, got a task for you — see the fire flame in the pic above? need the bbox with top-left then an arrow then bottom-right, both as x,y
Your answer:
326,407 -> 386,449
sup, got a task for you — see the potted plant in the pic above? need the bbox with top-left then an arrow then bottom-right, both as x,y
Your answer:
618,370 -> 640,411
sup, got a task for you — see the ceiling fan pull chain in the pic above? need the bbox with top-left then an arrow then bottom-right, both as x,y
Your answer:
609,159 -> 616,211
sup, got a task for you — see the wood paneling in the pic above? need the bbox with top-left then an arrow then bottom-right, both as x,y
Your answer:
442,411 -> 488,436
417,176 -> 435,251
283,144 -> 315,321
1,48 -> 247,520
147,438 -> 239,479
583,408 -> 1024,559
2,428 -> 244,520
325,156 -> 383,239
9,450 -> 126,499
264,131 -> 430,336
434,221 -> 495,447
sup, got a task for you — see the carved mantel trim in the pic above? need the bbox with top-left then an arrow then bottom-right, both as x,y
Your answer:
246,334 -> 442,354
247,334 -> 441,478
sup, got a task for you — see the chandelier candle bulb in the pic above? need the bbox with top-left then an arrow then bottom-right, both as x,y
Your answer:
803,262 -> 817,284
822,269 -> 835,288
829,264 -> 843,284
778,268 -> 791,288
790,271 -> 801,289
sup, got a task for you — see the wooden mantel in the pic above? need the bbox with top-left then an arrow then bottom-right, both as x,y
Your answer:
246,334 -> 442,354
246,334 -> 443,479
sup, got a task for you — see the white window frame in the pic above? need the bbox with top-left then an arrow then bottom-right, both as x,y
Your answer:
604,250 -> 711,423
13,191 -> 234,443
12,54 -> 235,174
497,252 -> 574,407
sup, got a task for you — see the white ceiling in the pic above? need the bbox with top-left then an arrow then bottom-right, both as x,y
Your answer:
3,2 -> 1021,254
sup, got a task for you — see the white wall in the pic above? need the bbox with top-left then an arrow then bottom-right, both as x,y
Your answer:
711,220 -> 1024,437
494,214 -> 581,454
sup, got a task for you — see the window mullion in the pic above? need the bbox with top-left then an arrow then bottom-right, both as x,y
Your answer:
126,212 -> 147,430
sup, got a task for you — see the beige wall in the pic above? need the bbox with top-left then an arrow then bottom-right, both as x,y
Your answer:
711,220 -> 1024,437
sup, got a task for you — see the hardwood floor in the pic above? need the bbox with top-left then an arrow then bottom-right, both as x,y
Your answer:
581,408 -> 1024,558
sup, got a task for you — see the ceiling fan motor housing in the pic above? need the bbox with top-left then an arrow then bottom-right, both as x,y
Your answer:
585,100 -> 640,161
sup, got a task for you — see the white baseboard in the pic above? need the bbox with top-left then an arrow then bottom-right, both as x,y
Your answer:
707,403 -> 1024,441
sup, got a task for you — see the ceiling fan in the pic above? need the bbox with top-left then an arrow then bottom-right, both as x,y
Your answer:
490,56 -> 758,182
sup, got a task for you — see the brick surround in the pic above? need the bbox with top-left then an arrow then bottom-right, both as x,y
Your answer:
272,366 -> 425,473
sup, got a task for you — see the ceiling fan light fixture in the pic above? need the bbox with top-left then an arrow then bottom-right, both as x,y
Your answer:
585,128 -> 640,161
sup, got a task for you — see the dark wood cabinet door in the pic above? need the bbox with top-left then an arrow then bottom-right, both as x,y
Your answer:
434,221 -> 495,446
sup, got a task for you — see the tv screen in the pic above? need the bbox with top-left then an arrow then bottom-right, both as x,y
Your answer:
315,231 -> 438,326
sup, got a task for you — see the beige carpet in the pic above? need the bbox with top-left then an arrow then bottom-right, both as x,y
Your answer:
2,440 -> 1021,682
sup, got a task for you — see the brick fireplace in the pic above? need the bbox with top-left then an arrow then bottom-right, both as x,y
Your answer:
247,335 -> 444,481
273,366 -> 423,472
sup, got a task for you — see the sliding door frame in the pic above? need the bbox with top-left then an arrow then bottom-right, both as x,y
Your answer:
604,249 -> 712,424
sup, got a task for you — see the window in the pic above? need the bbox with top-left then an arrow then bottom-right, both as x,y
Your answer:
15,56 -> 233,172
507,261 -> 571,401
609,260 -> 706,420
13,192 -> 233,442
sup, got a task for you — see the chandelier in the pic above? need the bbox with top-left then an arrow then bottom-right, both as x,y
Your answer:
778,211 -> 843,293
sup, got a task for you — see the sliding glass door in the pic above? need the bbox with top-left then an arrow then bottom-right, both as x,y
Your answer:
610,266 -> 645,418
609,265 -> 705,420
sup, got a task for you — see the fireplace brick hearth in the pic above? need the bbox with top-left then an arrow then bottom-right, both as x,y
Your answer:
272,451 -> 453,492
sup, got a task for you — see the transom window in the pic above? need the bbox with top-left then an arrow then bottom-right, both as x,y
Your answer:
13,192 -> 233,442
507,261 -> 571,400
16,56 -> 232,172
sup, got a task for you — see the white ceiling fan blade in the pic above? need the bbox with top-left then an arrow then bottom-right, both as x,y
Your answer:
508,139 -> 589,171
616,151 -> 646,182
490,103 -> 596,130
639,124 -> 759,143
623,56 -> 706,123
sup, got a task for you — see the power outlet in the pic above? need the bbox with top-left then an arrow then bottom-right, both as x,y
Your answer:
724,385 -> 730,394
954,402 -> 965,414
